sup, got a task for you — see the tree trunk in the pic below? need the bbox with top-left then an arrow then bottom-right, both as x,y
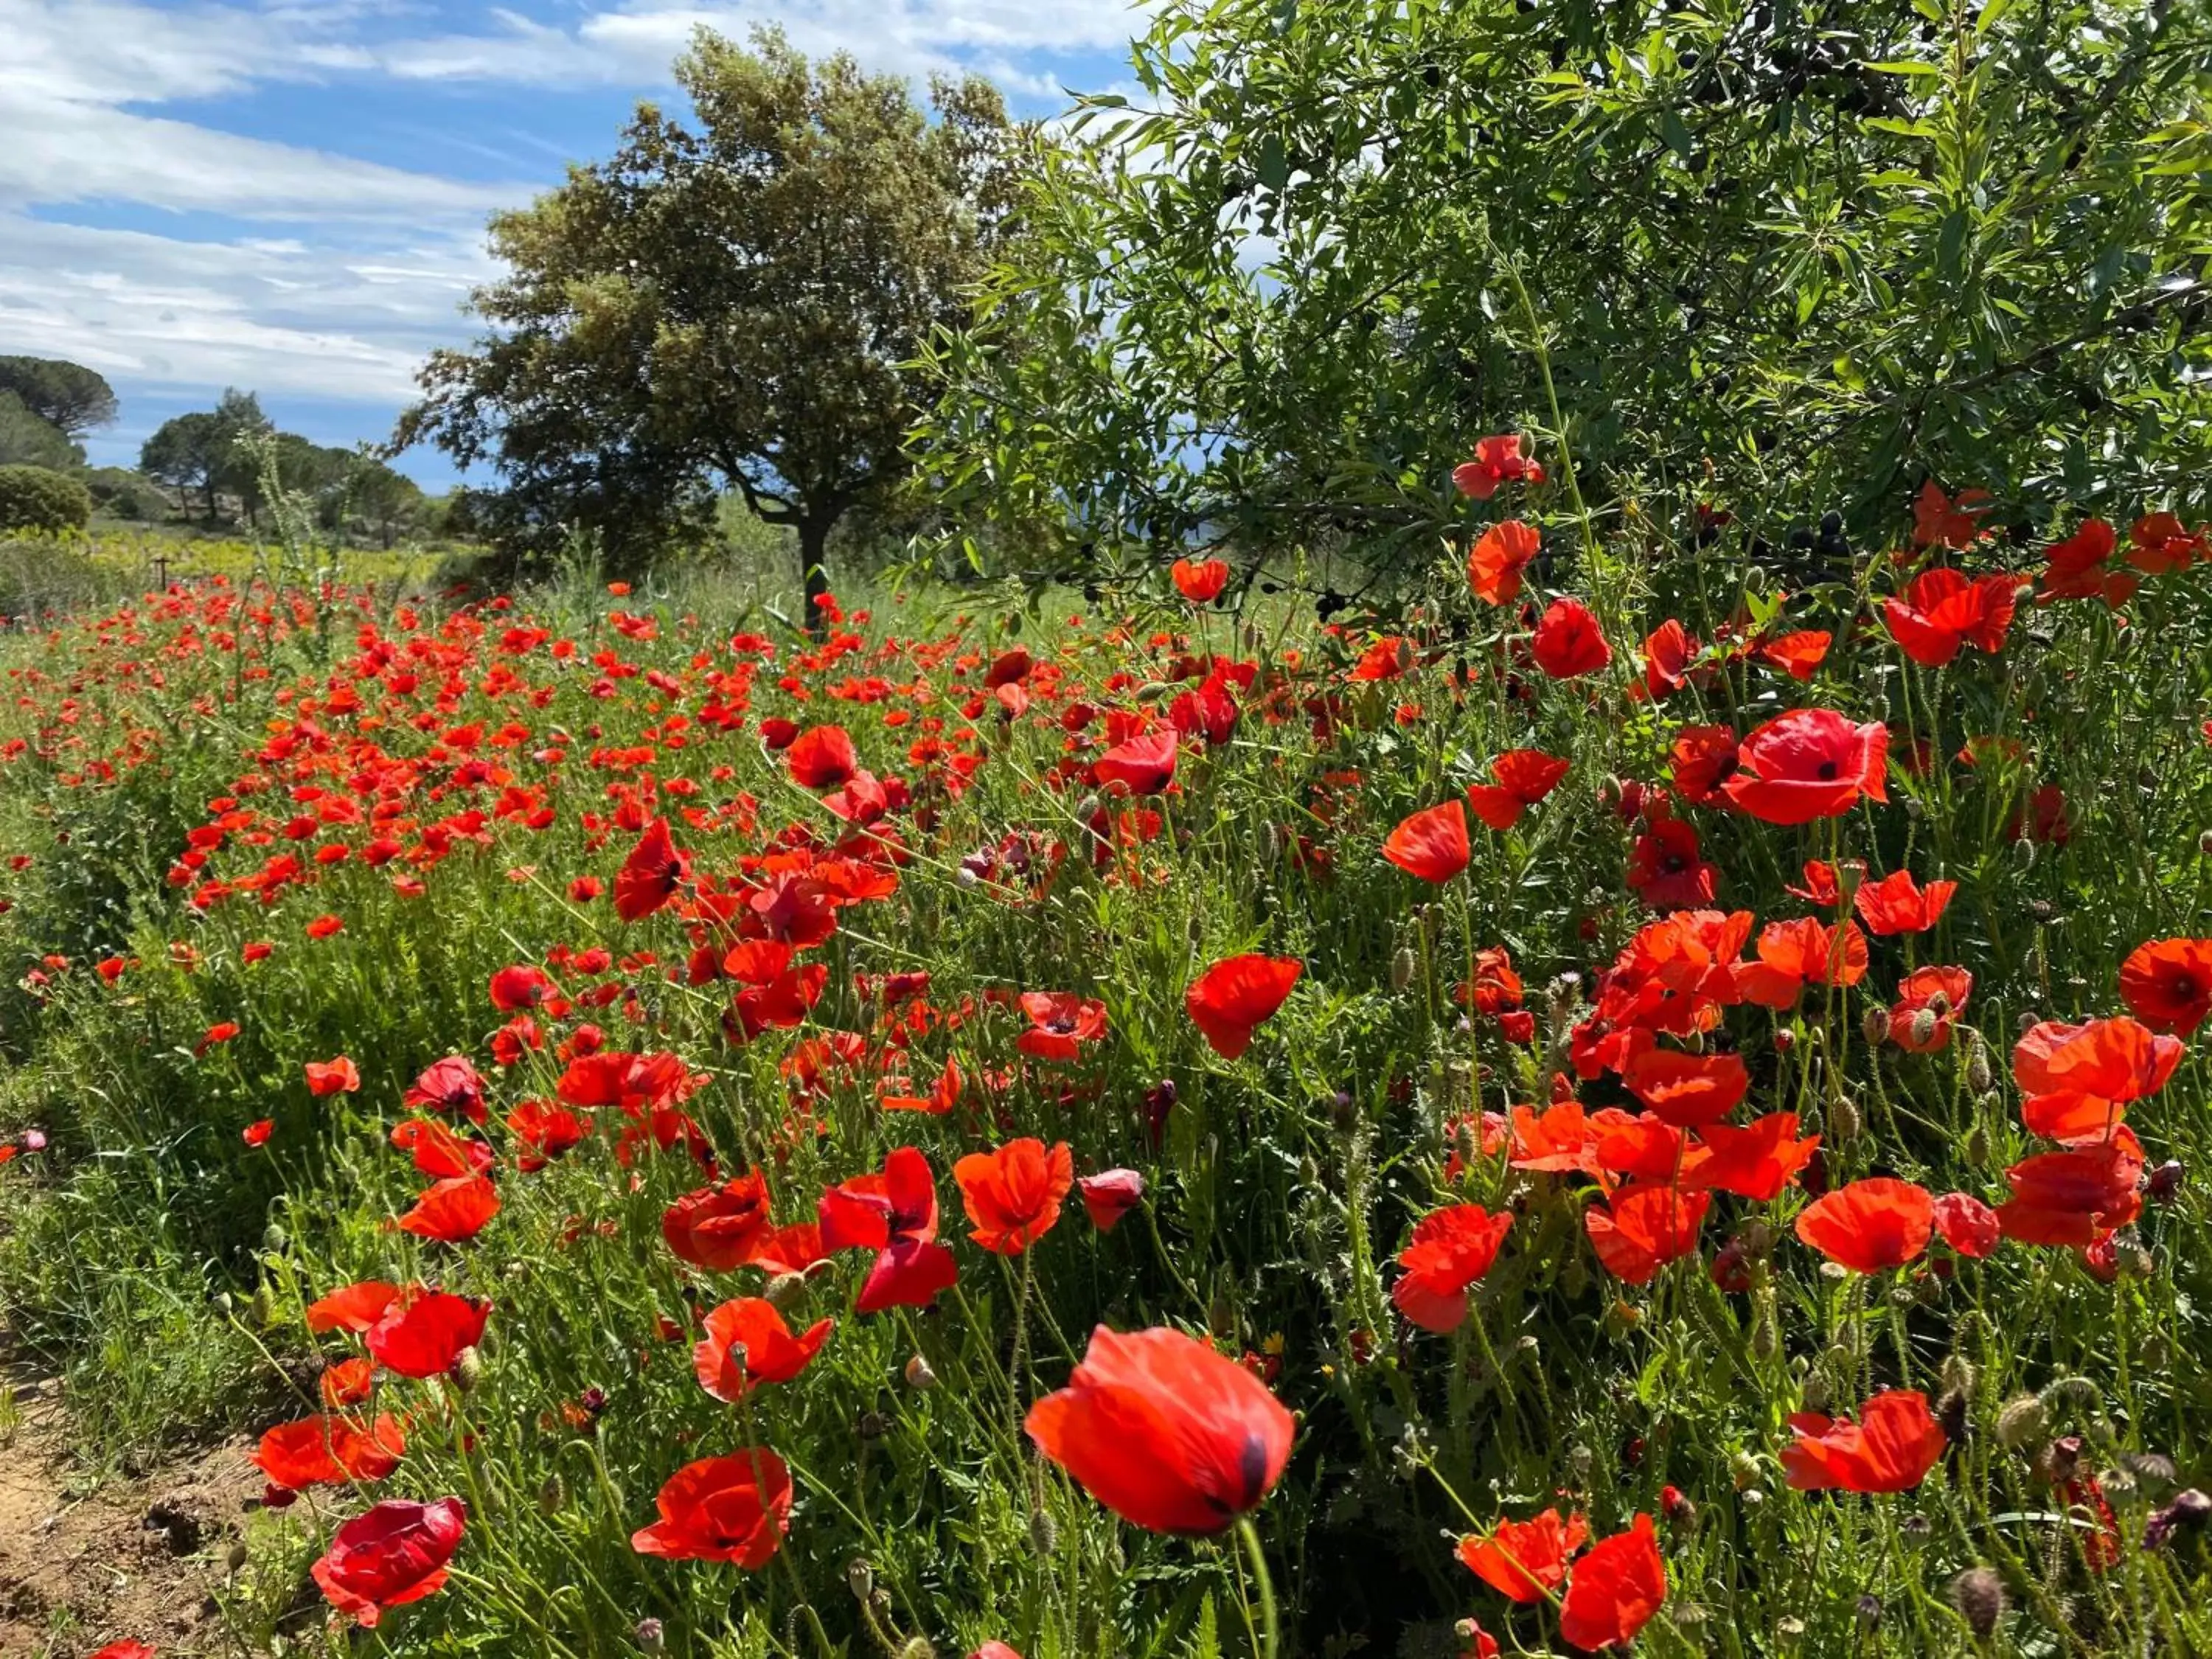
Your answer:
799,520 -> 830,636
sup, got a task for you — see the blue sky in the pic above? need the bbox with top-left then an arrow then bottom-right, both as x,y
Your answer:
0,1 -> 1145,490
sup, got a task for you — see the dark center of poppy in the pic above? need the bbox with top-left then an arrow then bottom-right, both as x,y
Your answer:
1815,759 -> 1840,780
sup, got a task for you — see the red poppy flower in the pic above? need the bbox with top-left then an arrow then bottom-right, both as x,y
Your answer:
2038,518 -> 2133,606
253,1413 -> 407,1489
1854,869 -> 1955,936
306,1279 -> 400,1335
1669,725 -> 1739,804
311,1497 -> 465,1627
1530,596 -> 1612,678
406,1055 -> 487,1124
692,1298 -> 833,1402
1466,749 -> 1569,831
396,1175 -> 500,1243
1466,521 -> 1540,606
1622,1047 -> 1748,1127
1759,629 -> 1831,681
305,1056 -> 360,1096
955,1138 -> 1074,1255
1557,1514 -> 1666,1652
1627,819 -> 1717,909
858,1237 -> 960,1312
1015,992 -> 1108,1062
1585,1186 -> 1710,1284
631,1451 -> 791,1566
1888,966 -> 1972,1053
1383,801 -> 1470,883
1997,1135 -> 2145,1245
663,1172 -> 775,1270
1078,1169 -> 1146,1231
366,1290 -> 490,1379
89,1644 -> 156,1659
243,1119 -> 274,1147
2118,937 -> 2212,1035
1691,1113 -> 1820,1201
1025,1324 -> 1295,1534
2126,511 -> 2205,576
1721,708 -> 1889,825
787,725 -> 859,789
1452,435 -> 1545,499
1186,954 -> 1302,1058
1639,619 -> 1697,699
1882,568 -> 2017,667
1456,1507 -> 1587,1601
970,1646 -> 1023,1659
759,717 -> 799,750
1794,1178 -> 1933,1273
613,818 -> 689,922
1392,1204 -> 1512,1333
321,1356 -> 374,1408
880,1057 -> 962,1116
821,1147 -> 940,1251
1932,1192 -> 2000,1259
489,964 -> 554,1011
2014,1016 -> 2183,1133
392,1117 -> 494,1179
507,1100 -> 588,1171
1781,1389 -> 1946,1493
1093,728 -> 1178,796
1172,557 -> 1231,602
1912,481 -> 1992,550
305,914 -> 344,939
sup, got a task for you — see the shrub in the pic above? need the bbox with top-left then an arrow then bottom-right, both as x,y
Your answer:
83,466 -> 172,522
0,464 -> 92,534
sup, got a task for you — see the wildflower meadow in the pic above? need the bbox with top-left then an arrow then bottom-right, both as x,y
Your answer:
3,470 -> 2212,1659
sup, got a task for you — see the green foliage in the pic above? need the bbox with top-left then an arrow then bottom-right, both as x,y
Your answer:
0,389 -> 82,470
400,26 -> 1024,611
0,355 -> 117,442
81,465 -> 171,521
918,0 -> 2212,586
139,389 -> 272,524
0,463 -> 92,534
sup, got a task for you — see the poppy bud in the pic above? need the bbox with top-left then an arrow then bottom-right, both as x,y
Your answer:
2036,1435 -> 2083,1486
226,1541 -> 248,1573
1861,1006 -> 1889,1046
2149,1159 -> 2185,1203
1259,821 -> 1281,860
1935,1388 -> 1969,1444
1828,1094 -> 1861,1141
904,1354 -> 937,1391
1329,1090 -> 1357,1130
539,1473 -> 566,1514
213,1291 -> 234,1317
2145,1489 -> 2211,1551
449,1345 -> 483,1392
763,1273 -> 806,1311
1965,1124 -> 1992,1167
1567,1443 -> 1593,1484
2013,836 -> 2036,871
1996,1394 -> 2048,1450
1028,1505 -> 1058,1556
1731,1452 -> 1762,1490
896,1641 -> 939,1659
846,1559 -> 874,1601
1964,1033 -> 1993,1094
2042,1374 -> 2100,1411
1800,1371 -> 1830,1414
262,1223 -> 289,1252
1941,1353 -> 1977,1394
635,1618 -> 666,1655
858,1411 -> 888,1441
1661,1484 -> 1697,1530
250,1284 -> 275,1326
2199,829 -> 2212,858
1949,1567 -> 2006,1638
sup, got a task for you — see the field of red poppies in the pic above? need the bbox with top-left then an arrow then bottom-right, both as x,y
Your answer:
4,470 -> 2212,1658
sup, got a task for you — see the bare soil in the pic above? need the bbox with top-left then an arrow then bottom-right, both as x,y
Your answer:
0,1371 -> 260,1658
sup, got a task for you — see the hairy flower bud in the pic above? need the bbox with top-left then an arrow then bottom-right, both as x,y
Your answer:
635,1618 -> 665,1655
1029,1506 -> 1059,1557
1950,1568 -> 2006,1638
1862,1006 -> 1890,1047
903,1353 -> 937,1391
763,1272 -> 807,1312
1391,945 -> 1416,991
1996,1394 -> 2047,1450
448,1344 -> 483,1393
1964,1033 -> 1993,1095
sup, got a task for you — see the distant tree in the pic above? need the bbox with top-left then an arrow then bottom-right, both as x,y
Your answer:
399,25 -> 1023,625
0,392 -> 80,470
80,466 -> 170,522
139,389 -> 270,523
0,358 -> 117,442
0,465 -> 93,534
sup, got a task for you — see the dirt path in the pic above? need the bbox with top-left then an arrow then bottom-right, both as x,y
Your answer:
0,1370 -> 260,1658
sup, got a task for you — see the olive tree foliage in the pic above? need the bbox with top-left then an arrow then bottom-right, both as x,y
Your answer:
0,357 -> 116,442
400,27 -> 1023,619
915,0 -> 2212,597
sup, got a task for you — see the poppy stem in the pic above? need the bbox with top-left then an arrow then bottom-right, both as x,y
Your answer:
1234,1515 -> 1279,1659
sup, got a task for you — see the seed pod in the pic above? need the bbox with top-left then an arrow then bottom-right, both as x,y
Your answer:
903,1354 -> 937,1391
1390,945 -> 1416,991
2042,1374 -> 2101,1411
1964,1033 -> 1993,1094
1854,1595 -> 1882,1632
1996,1394 -> 2048,1450
1950,1567 -> 2006,1638
846,1559 -> 874,1601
